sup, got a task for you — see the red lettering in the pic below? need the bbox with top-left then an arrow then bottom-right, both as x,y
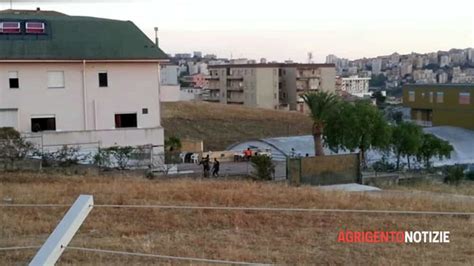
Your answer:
397,231 -> 405,243
337,231 -> 346,242
354,232 -> 361,243
366,232 -> 373,243
346,231 -> 353,242
380,231 -> 389,243
373,231 -> 380,243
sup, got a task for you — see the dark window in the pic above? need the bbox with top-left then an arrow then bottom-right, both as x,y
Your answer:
31,117 -> 56,132
9,72 -> 19,89
115,113 -> 137,128
142,108 -> 148,114
9,78 -> 19,89
99,72 -> 108,87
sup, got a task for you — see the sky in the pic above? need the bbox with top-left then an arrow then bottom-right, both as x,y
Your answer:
1,0 -> 473,62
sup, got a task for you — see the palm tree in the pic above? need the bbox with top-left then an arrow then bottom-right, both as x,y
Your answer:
302,91 -> 339,156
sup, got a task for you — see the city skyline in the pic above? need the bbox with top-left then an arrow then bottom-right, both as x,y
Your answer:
1,0 -> 473,62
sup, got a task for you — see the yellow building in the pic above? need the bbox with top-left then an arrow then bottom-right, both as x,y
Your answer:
403,84 -> 474,129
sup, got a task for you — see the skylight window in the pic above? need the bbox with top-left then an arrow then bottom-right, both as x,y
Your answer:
0,22 -> 21,34
26,22 -> 45,34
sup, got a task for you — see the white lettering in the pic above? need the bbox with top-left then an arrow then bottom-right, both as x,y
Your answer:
442,231 -> 450,243
432,231 -> 440,243
413,232 -> 422,243
405,231 -> 413,243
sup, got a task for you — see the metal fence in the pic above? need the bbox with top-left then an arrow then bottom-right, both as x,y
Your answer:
0,134 -> 167,171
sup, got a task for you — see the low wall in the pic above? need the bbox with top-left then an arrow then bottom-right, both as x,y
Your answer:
362,172 -> 399,186
26,127 -> 164,149
289,154 -> 360,186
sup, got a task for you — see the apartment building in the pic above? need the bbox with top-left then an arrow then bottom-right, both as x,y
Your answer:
403,84 -> 474,129
205,63 -> 336,110
0,9 -> 168,148
280,64 -> 336,111
339,76 -> 371,98
206,64 -> 280,109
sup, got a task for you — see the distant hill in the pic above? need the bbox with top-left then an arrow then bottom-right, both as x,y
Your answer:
162,102 -> 312,150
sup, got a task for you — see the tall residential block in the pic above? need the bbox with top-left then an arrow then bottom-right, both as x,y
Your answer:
205,63 -> 336,110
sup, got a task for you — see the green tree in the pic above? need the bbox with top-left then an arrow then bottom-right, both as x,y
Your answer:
391,111 -> 404,125
325,100 -> 391,168
369,74 -> 387,87
416,133 -> 453,169
373,91 -> 386,106
302,91 -> 339,156
390,122 -> 423,170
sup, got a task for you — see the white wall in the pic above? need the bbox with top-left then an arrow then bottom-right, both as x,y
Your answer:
161,65 -> 179,85
180,87 -> 201,101
161,85 -> 181,102
0,62 -> 163,147
39,127 -> 164,148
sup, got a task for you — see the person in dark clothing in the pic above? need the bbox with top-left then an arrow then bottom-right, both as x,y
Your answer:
199,155 -> 210,178
212,158 -> 220,177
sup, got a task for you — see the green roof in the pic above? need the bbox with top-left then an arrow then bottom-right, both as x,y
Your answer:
0,10 -> 168,60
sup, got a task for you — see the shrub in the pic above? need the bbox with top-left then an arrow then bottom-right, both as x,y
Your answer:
165,136 -> 182,152
0,127 -> 35,169
372,156 -> 396,172
250,155 -> 275,181
106,146 -> 134,170
444,165 -> 465,185
40,145 -> 88,167
93,148 -> 112,169
466,172 -> 474,181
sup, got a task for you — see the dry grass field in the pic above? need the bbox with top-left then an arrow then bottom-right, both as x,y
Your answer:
162,101 -> 312,150
1,172 -> 474,265
381,181 -> 474,197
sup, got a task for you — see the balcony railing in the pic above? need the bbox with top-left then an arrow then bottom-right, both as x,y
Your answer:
227,87 -> 244,92
227,100 -> 244,105
226,76 -> 244,80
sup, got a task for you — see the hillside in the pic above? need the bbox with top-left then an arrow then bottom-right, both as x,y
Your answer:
162,102 -> 313,150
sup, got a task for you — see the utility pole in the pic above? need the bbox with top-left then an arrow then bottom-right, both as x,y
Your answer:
154,27 -> 159,47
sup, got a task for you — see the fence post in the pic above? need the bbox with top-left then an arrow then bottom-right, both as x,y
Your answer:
29,195 -> 94,266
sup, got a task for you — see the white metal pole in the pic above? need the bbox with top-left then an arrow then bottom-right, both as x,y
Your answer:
29,195 -> 94,266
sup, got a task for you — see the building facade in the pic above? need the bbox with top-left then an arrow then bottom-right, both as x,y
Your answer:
339,76 -> 371,98
403,84 -> 474,129
205,63 -> 336,110
0,9 -> 168,148
206,64 -> 280,109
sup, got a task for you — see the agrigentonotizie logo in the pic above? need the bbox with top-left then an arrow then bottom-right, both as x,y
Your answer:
337,230 -> 450,243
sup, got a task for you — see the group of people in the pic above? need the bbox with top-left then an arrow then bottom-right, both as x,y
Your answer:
199,155 -> 220,178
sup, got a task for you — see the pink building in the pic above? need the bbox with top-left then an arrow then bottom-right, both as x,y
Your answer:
181,73 -> 209,89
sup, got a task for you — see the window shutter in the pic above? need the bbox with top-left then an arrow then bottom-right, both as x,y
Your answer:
9,72 -> 18,79
48,71 -> 65,88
